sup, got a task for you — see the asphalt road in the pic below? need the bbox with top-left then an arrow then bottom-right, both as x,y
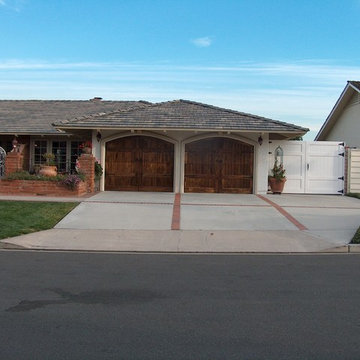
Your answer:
1,251 -> 360,360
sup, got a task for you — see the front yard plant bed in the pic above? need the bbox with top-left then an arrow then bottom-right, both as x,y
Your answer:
0,201 -> 79,240
0,171 -> 87,196
350,226 -> 360,244
5,171 -> 65,181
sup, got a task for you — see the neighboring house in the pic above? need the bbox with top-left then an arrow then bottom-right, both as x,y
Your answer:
315,81 -> 360,147
0,98 -> 308,194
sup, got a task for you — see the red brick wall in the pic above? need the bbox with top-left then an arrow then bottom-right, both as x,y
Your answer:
78,154 -> 95,193
5,153 -> 24,175
0,179 -> 87,197
16,136 -> 30,171
1,152 -> 95,197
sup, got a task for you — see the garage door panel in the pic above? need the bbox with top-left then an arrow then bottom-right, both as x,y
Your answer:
105,136 -> 174,192
222,176 -> 253,193
185,150 -> 217,192
185,174 -> 218,193
139,176 -> 174,191
185,138 -> 254,194
107,175 -> 139,191
223,160 -> 252,176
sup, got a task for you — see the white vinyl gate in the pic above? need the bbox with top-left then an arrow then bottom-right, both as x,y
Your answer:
268,141 -> 345,194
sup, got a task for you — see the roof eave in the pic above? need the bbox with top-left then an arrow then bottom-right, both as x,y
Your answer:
315,82 -> 359,140
54,125 -> 308,134
0,131 -> 67,136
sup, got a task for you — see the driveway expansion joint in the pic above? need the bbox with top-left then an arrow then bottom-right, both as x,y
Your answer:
256,195 -> 308,231
171,193 -> 181,230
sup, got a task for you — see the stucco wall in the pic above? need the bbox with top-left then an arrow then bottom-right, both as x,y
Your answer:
325,93 -> 360,148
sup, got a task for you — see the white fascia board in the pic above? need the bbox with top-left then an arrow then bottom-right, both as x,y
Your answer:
315,82 -> 359,140
54,126 -> 306,134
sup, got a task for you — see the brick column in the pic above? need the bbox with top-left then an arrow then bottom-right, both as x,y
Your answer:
5,152 -> 24,176
78,154 -> 95,193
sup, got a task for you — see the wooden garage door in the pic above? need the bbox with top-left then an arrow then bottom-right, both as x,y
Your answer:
185,138 -> 254,193
105,136 -> 174,192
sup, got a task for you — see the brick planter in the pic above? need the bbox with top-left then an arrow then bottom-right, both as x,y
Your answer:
0,179 -> 87,197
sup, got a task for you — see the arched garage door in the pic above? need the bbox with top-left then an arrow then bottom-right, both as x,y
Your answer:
105,136 -> 174,192
185,137 -> 254,193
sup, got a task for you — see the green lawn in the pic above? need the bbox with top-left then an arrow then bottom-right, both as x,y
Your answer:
0,201 -> 79,240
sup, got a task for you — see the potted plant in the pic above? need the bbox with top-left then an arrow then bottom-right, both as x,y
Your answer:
39,152 -> 57,177
268,159 -> 286,194
80,141 -> 92,155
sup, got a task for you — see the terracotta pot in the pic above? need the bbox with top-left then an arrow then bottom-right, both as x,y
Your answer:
268,177 -> 286,194
39,165 -> 57,177
83,147 -> 92,154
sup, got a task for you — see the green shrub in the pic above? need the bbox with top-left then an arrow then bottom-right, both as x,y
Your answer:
5,171 -> 65,182
61,174 -> 84,190
346,193 -> 360,199
76,171 -> 86,181
350,226 -> 360,244
94,161 -> 103,180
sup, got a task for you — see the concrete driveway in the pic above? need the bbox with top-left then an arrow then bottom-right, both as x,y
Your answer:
56,192 -> 360,233
2,192 -> 360,252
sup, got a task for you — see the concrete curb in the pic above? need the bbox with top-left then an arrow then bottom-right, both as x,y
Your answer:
348,244 -> 360,253
322,244 -> 360,253
0,241 -> 27,250
0,229 -> 355,254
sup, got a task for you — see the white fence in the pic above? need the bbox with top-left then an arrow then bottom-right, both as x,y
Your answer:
268,141 -> 345,194
348,148 -> 360,193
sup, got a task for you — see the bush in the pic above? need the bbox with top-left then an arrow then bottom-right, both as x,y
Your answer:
94,161 -> 103,180
350,226 -> 360,244
75,171 -> 86,181
61,174 -> 83,190
3,171 -> 85,191
346,193 -> 360,199
5,171 -> 64,182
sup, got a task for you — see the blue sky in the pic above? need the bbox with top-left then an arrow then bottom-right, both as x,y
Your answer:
1,0 -> 360,139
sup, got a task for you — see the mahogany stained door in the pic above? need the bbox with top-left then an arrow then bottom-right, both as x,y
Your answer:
105,136 -> 174,191
185,138 -> 254,193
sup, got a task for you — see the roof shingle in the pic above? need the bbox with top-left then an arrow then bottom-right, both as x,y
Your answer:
0,100 -> 150,134
55,99 -> 308,133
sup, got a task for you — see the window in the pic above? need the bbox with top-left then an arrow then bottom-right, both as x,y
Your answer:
70,141 -> 82,173
32,138 -> 89,173
34,140 -> 48,165
0,140 -> 12,153
52,141 -> 67,173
